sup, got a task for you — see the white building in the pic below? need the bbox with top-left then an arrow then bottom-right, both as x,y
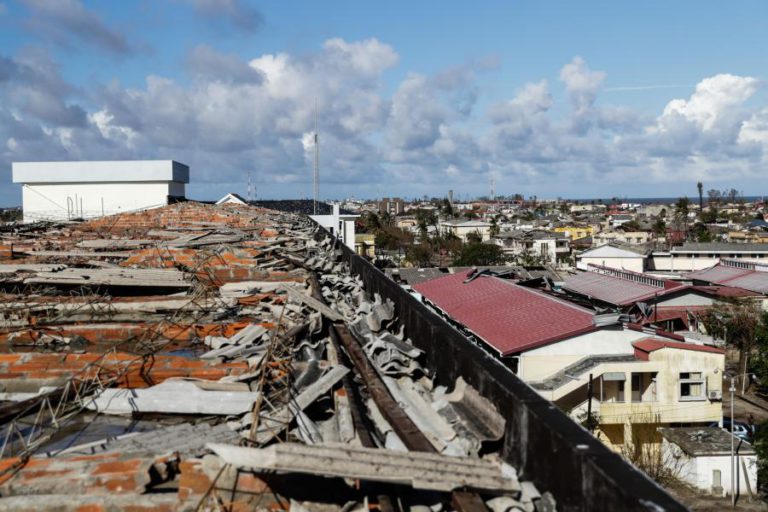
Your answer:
309,203 -> 358,250
659,427 -> 757,498
12,160 -> 189,222
576,244 -> 647,273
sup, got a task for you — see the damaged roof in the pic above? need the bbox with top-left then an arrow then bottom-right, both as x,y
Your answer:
564,265 -> 688,306
0,201 -> 687,512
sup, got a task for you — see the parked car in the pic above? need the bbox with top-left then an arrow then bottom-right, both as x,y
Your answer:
707,417 -> 755,442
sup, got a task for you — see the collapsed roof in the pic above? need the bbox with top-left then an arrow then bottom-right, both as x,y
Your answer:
0,202 -> 686,511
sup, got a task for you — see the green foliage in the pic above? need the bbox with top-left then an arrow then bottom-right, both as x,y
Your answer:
0,209 -> 21,222
690,222 -> 713,242
465,230 -> 483,244
453,243 -> 506,266
753,420 -> 768,492
405,243 -> 434,267
652,218 -> 666,236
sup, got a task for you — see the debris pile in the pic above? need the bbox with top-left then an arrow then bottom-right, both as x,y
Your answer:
0,202 -> 552,511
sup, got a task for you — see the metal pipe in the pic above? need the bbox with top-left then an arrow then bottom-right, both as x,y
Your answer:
731,376 -> 735,509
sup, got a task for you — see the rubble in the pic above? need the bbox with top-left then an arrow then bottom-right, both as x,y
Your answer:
0,201 -> 684,511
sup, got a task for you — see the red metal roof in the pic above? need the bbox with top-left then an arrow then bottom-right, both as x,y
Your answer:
632,338 -> 725,356
413,271 -> 598,355
687,265 -> 768,294
564,268 -> 687,306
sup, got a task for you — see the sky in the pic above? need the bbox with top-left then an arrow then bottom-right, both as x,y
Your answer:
0,1 -> 767,206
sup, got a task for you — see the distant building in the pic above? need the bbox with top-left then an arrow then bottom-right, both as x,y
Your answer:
378,197 -> 404,215
216,192 -> 247,205
12,160 -> 189,222
309,203 -> 358,250
576,244 -> 647,273
650,243 -> 768,272
439,219 -> 492,242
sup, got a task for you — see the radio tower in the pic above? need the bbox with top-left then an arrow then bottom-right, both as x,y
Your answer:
490,176 -> 495,201
313,100 -> 320,215
247,172 -> 254,202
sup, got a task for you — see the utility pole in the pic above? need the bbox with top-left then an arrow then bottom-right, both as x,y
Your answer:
587,373 -> 594,432
730,376 -> 735,509
313,99 -> 320,216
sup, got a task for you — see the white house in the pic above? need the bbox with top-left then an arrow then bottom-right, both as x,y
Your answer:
309,203 -> 358,250
659,427 -> 757,498
576,244 -> 647,273
216,193 -> 247,205
12,160 -> 189,222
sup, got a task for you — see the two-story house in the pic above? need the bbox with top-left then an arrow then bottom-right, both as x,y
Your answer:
413,270 -> 724,452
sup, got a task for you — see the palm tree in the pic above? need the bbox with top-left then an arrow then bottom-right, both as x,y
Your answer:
697,182 -> 703,215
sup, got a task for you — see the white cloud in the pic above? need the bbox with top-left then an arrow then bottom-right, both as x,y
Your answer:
0,44 -> 766,204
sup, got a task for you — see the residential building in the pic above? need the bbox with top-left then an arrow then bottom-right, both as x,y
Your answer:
414,270 -> 723,451
650,242 -> 768,272
354,233 -> 376,258
12,160 -> 189,222
576,244 -> 647,273
660,427 -> 756,497
593,230 -> 652,246
216,192 -> 247,205
309,203 -> 358,250
608,214 -> 634,227
439,219 -> 492,242
552,225 -> 595,241
492,229 -> 570,265
378,197 -> 404,215
727,230 -> 768,244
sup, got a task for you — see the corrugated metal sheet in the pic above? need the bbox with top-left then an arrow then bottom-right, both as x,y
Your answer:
687,265 -> 768,294
413,271 -> 596,356
563,271 -> 684,306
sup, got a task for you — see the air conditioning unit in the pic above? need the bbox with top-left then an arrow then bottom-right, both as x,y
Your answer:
709,390 -> 723,401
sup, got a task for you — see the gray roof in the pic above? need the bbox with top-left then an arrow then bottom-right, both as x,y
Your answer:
659,427 -> 755,456
672,242 -> 768,253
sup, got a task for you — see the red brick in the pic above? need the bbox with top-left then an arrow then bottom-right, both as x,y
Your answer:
92,459 -> 143,475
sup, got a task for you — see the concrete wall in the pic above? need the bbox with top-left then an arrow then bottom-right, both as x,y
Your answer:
309,205 -> 356,250
578,256 -> 645,273
334,236 -> 687,511
20,182 -> 178,222
651,253 -> 768,272
519,327 -> 647,381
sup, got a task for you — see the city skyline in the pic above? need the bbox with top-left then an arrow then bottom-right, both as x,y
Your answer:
1,1 -> 768,206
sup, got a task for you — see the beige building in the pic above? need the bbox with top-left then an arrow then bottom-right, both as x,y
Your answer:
533,339 -> 724,448
439,219 -> 492,242
593,230 -> 652,246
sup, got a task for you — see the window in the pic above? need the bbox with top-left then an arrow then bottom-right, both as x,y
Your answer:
631,374 -> 641,403
679,372 -> 706,401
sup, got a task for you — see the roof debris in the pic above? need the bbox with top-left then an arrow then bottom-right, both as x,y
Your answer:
0,202 -> 546,511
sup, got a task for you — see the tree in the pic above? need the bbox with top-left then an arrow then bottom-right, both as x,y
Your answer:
652,218 -> 666,237
690,222 -> 712,242
489,215 -> 501,237
465,230 -> 483,244
453,243 -> 506,266
703,301 -> 764,393
405,243 -> 433,267
674,197 -> 691,235
696,181 -> 703,213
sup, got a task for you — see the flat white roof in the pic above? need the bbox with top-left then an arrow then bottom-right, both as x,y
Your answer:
12,160 -> 190,184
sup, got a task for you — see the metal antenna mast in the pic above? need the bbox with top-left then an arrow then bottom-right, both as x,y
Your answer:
247,171 -> 253,202
490,176 -> 495,201
313,99 -> 319,215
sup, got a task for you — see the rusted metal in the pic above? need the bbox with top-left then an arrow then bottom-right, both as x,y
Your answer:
332,322 -> 434,453
452,491 -> 490,512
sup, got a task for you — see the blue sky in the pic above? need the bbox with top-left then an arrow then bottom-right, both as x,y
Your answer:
1,0 -> 767,205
